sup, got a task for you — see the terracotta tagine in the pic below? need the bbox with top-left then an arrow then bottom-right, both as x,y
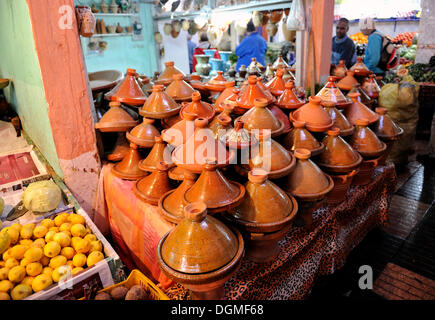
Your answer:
158,170 -> 198,224
322,101 -> 354,137
282,68 -> 296,82
289,96 -> 334,133
183,159 -> 245,214
188,74 -> 207,93
156,202 -> 244,300
134,162 -> 173,205
161,113 -> 182,130
236,75 -> 275,110
111,142 -> 148,180
268,104 -> 292,135
219,119 -> 258,150
168,165 -> 187,181
280,148 -> 334,227
276,81 -> 305,110
326,169 -> 358,204
247,58 -> 262,76
316,76 -> 351,108
209,114 -> 233,140
180,91 -> 215,122
332,60 -> 347,80
94,101 -> 138,132
224,169 -> 298,262
281,121 -> 325,156
271,54 -> 289,71
337,70 -> 359,92
214,81 -> 236,112
204,71 -> 230,93
155,61 -> 185,86
361,74 -> 381,99
236,130 -> 296,179
351,156 -> 381,186
138,136 -> 174,172
164,74 -> 195,103
265,68 -> 286,97
208,103 -> 234,128
346,83 -> 374,109
317,127 -> 362,173
220,89 -> 246,115
126,117 -> 160,148
238,98 -> 285,137
343,93 -> 380,126
106,133 -> 130,162
162,112 -> 197,147
172,119 -> 235,173
349,119 -> 387,159
350,57 -> 371,77
256,78 -> 277,105
139,85 -> 180,119
104,68 -> 147,106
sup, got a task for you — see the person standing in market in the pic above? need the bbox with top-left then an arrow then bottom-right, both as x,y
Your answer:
331,18 -> 356,69
359,17 -> 385,75
235,20 -> 267,71
192,33 -> 220,73
187,35 -> 197,73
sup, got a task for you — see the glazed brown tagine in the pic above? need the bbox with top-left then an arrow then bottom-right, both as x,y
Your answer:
236,75 -> 275,110
316,76 -> 351,108
214,81 -> 236,112
111,142 -> 148,180
280,148 -> 334,227
281,121 -> 325,156
276,81 -> 305,110
343,92 -> 379,126
156,202 -> 244,300
106,133 -> 130,162
204,71 -> 230,93
183,159 -> 245,214
256,77 -> 277,104
162,111 -> 197,147
332,60 -> 347,80
346,83 -> 374,109
104,68 -> 147,106
139,85 -> 180,119
154,61 -> 185,86
179,91 -> 215,122
350,57 -> 371,77
134,161 -> 173,205
361,74 -> 381,99
322,101 -> 354,137
138,136 -> 174,172
95,101 -> 138,132
267,104 -> 292,135
164,74 -> 195,103
126,117 -> 160,148
224,169 -> 298,262
219,119 -> 258,150
265,68 -> 286,97
289,96 -> 334,133
325,168 -> 358,204
158,170 -> 198,224
337,70 -> 359,92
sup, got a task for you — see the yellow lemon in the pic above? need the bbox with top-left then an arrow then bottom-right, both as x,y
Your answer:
68,214 -> 85,225
2,249 -> 12,261
61,230 -> 72,238
20,227 -> 33,240
20,258 -> 31,268
32,238 -> 45,248
43,241 -> 61,258
72,267 -> 83,276
66,261 -> 74,268
60,247 -> 75,260
26,262 -> 43,277
89,240 -> 103,253
40,256 -> 50,267
74,239 -> 90,254
49,255 -> 67,269
84,234 -> 97,243
86,251 -> 104,267
71,237 -> 82,249
10,223 -> 22,232
23,223 -> 35,230
0,267 -> 10,281
59,223 -> 72,233
19,239 -> 33,247
70,224 -> 87,238
33,225 -> 48,239
20,276 -> 34,287
72,253 -> 87,268
24,247 -> 43,262
0,280 -> 14,292
0,261 -> 4,268
40,219 -> 55,229
8,265 -> 26,283
10,283 -> 32,300
52,265 -> 72,283
5,258 -> 19,269
54,215 -> 68,227
32,274 -> 52,292
44,230 -> 56,242
1,228 -> 19,245
49,227 -> 59,233
9,245 -> 27,260
0,292 -> 10,300
42,267 -> 53,278
53,232 -> 71,248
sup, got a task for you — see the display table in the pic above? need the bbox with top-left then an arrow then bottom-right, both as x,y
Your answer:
100,162 -> 396,300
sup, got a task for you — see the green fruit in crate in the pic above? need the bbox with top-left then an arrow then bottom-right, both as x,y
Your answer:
22,180 -> 62,213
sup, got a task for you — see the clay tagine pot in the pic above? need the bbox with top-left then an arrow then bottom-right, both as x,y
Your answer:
184,159 -> 245,214
134,161 -> 173,205
289,96 -> 334,133
236,130 -> 296,179
282,67 -> 296,82
236,75 -> 275,110
238,98 -> 285,137
126,117 -> 160,148
111,142 -> 148,180
104,68 -> 147,106
349,119 -> 387,159
139,85 -> 180,119
220,89 -> 246,115
138,136 -> 174,172
276,81 -> 305,110
188,74 -> 207,94
265,68 -> 286,97
326,169 -> 358,204
322,101 -> 354,137
161,113 -> 182,129
180,91 -> 215,122
162,112 -> 197,147
281,121 -> 325,156
106,133 -> 130,162
214,81 -> 236,113
156,202 -> 244,300
208,113 -> 233,138
164,74 -> 195,103
346,83 -> 374,109
172,119 -> 235,173
256,77 -> 277,105
337,70 -> 359,92
204,71 -> 230,93
351,156 -> 381,186
158,170 -> 198,224
271,54 -> 289,71
154,61 -> 185,86
332,60 -> 347,80
350,57 -> 371,77
219,119 -> 258,150
95,101 -> 138,132
317,127 -> 362,173
316,76 -> 351,108
267,104 -> 292,135
343,93 -> 380,126
361,74 -> 381,99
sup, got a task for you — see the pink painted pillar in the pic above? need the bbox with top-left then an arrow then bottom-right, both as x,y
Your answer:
26,0 -> 101,217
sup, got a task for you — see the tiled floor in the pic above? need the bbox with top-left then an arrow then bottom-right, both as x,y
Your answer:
308,139 -> 435,300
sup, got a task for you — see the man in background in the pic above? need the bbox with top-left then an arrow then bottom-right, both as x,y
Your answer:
187,35 -> 197,73
331,18 -> 356,69
235,20 -> 267,71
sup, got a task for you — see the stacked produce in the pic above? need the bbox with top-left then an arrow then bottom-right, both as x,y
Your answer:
0,213 -> 105,300
350,32 -> 368,45
93,285 -> 150,300
391,32 -> 417,46
407,60 -> 435,83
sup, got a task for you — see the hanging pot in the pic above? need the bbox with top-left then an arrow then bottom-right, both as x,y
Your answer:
265,22 -> 278,37
163,23 -> 172,35
155,31 -> 163,44
172,20 -> 182,33
182,19 -> 190,31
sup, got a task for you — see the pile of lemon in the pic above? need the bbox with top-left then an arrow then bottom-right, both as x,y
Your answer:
0,213 -> 105,300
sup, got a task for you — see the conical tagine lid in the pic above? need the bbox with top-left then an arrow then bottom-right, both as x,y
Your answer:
111,142 -> 148,180
180,91 -> 215,121
343,93 -> 379,125
104,69 -> 147,106
134,162 -> 173,205
205,71 -> 230,92
316,76 -> 351,108
155,61 -> 185,86
281,121 -> 325,156
162,112 -> 197,147
219,119 -> 258,150
140,85 -> 180,119
164,74 -> 195,102
333,60 -> 347,80
138,136 -> 173,172
236,75 -> 275,109
271,54 -> 289,70
372,107 -> 404,140
161,202 -> 238,274
95,101 -> 138,132
349,119 -> 387,158
256,78 -> 276,104
337,71 -> 359,92
350,57 -> 371,76
276,81 -> 304,109
214,81 -> 236,112
361,74 -> 381,99
126,118 -> 160,148
322,101 -> 354,136
346,83 -> 373,108
290,96 -> 333,132
265,68 -> 286,97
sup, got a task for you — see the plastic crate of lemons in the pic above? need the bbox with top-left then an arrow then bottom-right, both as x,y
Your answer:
0,212 -> 105,300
